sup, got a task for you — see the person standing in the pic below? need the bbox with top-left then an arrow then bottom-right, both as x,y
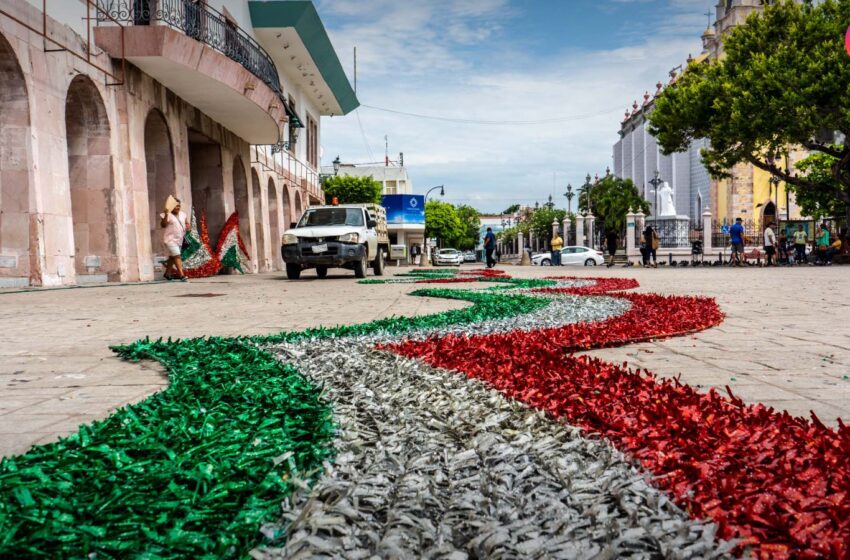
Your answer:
792,224 -> 807,265
642,224 -> 658,268
763,222 -> 777,266
550,231 -> 563,266
160,197 -> 190,281
729,217 -> 745,267
411,244 -> 421,266
605,229 -> 620,268
815,221 -> 830,264
483,227 -> 497,268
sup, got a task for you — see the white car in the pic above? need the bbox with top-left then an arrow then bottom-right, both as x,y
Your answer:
532,246 -> 604,266
433,248 -> 463,266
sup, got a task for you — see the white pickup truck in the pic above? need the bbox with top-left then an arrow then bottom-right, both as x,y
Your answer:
281,204 -> 389,279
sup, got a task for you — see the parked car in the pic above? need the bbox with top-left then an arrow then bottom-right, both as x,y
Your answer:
532,246 -> 604,266
433,248 -> 464,266
463,250 -> 477,263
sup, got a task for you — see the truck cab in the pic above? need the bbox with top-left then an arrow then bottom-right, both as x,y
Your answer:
281,204 -> 388,279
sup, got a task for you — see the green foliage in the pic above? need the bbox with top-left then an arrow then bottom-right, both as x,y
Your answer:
501,204 -> 521,215
323,175 -> 382,204
425,200 -> 464,248
454,205 -> 482,250
648,0 -> 850,226
794,150 -> 849,221
529,207 -> 567,244
578,176 -> 650,231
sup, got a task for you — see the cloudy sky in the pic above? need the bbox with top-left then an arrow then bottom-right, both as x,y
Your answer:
315,0 -> 709,214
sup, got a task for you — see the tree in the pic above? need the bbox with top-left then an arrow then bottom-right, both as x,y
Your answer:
323,175 -> 382,204
794,150 -> 849,223
529,207 -> 567,245
454,205 -> 482,250
648,0 -> 850,228
501,204 -> 521,215
577,176 -> 650,232
425,200 -> 463,248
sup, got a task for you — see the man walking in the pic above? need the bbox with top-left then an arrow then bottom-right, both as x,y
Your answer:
793,224 -> 807,265
605,229 -> 620,268
550,231 -> 563,266
484,227 -> 497,268
763,222 -> 777,266
730,217 -> 745,266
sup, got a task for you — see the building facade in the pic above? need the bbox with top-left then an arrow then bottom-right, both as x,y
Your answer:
0,0 -> 357,287
613,0 -> 804,229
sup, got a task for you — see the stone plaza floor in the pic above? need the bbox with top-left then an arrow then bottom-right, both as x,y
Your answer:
1,263 -> 848,457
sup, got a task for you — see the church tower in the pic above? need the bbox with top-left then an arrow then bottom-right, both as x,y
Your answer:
709,0 -> 765,59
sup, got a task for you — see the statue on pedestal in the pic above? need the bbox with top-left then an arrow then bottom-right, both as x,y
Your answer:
657,182 -> 676,217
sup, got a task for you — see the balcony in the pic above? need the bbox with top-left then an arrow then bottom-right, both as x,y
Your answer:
94,0 -> 290,143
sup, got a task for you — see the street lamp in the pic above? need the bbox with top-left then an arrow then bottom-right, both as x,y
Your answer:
422,185 -> 445,266
545,194 -> 555,210
332,155 -> 341,176
564,183 -> 574,215
647,170 -> 663,227
582,173 -> 593,215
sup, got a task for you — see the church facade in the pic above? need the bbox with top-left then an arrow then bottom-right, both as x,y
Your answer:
613,0 -> 806,229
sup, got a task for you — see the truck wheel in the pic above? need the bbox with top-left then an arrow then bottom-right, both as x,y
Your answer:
354,248 -> 368,278
316,266 -> 328,279
372,248 -> 385,276
286,264 -> 302,280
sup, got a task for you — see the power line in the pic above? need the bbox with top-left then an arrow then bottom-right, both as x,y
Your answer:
360,103 -> 622,126
355,108 -> 376,162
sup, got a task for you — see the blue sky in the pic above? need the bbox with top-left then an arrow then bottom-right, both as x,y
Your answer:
315,0 -> 708,213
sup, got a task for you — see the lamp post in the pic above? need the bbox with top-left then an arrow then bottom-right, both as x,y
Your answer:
583,174 -> 592,214
422,185 -> 445,267
545,194 -> 555,210
320,155 -> 342,203
647,170 -> 663,228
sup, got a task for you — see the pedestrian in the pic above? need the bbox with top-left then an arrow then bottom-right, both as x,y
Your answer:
730,217 -> 745,267
815,221 -> 830,264
410,244 -> 421,266
792,224 -> 807,265
642,224 -> 658,268
605,229 -> 620,268
550,231 -> 563,266
160,196 -> 189,281
763,222 -> 776,266
484,227 -> 497,268
777,230 -> 789,264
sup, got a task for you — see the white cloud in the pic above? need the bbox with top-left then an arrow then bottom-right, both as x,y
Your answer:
317,0 -> 704,212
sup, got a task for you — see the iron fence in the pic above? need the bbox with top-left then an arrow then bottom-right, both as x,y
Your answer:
711,219 -> 760,249
97,0 -> 284,104
638,219 -> 702,250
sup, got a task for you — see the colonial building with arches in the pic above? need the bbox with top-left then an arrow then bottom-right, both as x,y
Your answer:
0,0 -> 357,286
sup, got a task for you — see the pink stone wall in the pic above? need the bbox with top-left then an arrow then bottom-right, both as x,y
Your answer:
0,0 -> 323,285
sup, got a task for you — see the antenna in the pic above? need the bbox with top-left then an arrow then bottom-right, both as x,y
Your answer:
384,135 -> 389,166
353,46 -> 357,94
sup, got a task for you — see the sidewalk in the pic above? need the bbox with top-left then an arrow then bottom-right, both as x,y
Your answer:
0,271 -> 466,456
2,264 -> 848,457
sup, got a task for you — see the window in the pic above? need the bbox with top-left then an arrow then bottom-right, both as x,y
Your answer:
297,208 -> 364,227
305,113 -> 318,169
288,95 -> 297,154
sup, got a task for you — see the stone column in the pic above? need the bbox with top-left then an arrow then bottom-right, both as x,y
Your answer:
518,231 -> 530,265
585,213 -> 596,250
576,214 -> 585,247
563,217 -> 571,246
702,209 -> 713,254
552,219 -> 559,239
626,208 -> 638,257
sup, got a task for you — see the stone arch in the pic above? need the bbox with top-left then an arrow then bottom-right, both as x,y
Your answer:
232,156 -> 250,254
294,191 -> 303,218
267,177 -> 283,270
65,74 -> 117,281
143,109 -> 175,267
282,185 -> 291,228
762,200 -> 777,228
0,32 -> 34,285
251,168 -> 265,271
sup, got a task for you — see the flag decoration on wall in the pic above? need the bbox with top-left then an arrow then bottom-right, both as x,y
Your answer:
180,211 -> 251,277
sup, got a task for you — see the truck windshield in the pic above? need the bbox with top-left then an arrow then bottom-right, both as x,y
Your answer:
297,208 -> 364,227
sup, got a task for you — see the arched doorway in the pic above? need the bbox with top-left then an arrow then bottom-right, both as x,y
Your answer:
188,129 -> 225,245
251,168 -> 265,271
282,186 -> 291,228
65,75 -> 117,282
763,201 -> 777,227
267,178 -> 282,270
0,32 -> 33,285
294,191 -> 303,219
233,156 -> 250,253
143,109 -> 175,269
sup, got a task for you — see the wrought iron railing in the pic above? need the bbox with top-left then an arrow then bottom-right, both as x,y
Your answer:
97,0 -> 284,103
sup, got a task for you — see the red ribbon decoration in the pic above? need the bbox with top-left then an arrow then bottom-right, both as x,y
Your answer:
383,279 -> 850,559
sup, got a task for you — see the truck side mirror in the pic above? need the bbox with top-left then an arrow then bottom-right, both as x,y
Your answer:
367,219 -> 377,229
290,222 -> 297,229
